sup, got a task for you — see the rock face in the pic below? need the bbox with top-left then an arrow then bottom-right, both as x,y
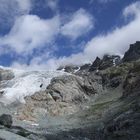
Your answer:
123,41 -> 140,62
47,75 -> 97,102
0,114 -> 12,128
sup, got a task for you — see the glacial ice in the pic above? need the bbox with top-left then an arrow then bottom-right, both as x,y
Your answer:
0,68 -> 67,104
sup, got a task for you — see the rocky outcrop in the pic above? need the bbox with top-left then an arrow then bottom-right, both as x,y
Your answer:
123,41 -> 140,62
47,75 -> 97,102
18,74 -> 100,119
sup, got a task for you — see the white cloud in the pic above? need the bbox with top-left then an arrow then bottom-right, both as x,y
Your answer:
11,54 -> 59,70
1,1 -> 140,71
16,0 -> 31,12
45,0 -> 59,11
46,1 -> 140,67
0,15 -> 60,55
0,0 -> 31,29
61,8 -> 94,39
123,1 -> 140,18
0,8 -> 94,57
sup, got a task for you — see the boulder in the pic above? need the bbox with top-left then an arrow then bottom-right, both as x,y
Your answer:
0,114 -> 13,128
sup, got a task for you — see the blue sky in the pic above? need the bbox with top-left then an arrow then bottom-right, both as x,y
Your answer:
0,0 -> 139,69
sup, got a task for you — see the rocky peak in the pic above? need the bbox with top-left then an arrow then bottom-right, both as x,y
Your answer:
89,55 -> 121,71
89,57 -> 102,71
123,41 -> 140,62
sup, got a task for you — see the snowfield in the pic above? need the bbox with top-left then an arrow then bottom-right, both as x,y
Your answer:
0,68 -> 67,104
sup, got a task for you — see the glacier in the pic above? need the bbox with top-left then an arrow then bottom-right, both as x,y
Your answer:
0,67 -> 67,104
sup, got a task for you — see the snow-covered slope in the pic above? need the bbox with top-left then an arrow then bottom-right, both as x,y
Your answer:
0,67 -> 67,104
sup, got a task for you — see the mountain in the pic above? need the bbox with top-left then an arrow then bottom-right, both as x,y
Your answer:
0,42 -> 140,140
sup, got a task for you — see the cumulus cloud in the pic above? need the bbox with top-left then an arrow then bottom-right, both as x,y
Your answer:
45,0 -> 59,11
0,0 -> 31,30
16,0 -> 31,12
0,7 -> 94,57
0,15 -> 60,55
1,1 -> 140,70
61,8 -> 94,40
123,1 -> 140,18
44,1 -> 140,67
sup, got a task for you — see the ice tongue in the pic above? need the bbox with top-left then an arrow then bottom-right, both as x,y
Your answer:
0,69 -> 66,104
